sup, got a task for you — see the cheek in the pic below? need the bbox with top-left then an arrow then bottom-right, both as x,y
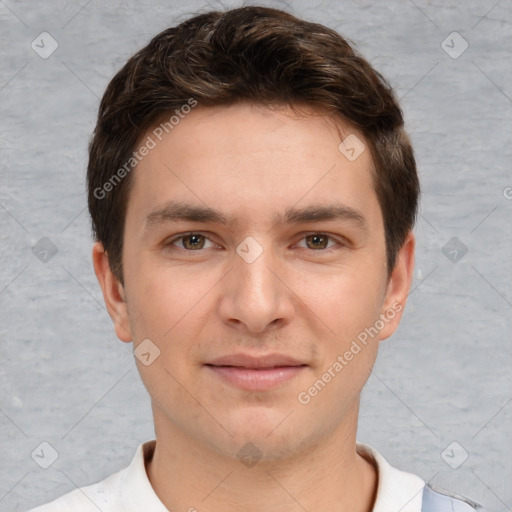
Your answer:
300,265 -> 386,394
126,265 -> 221,388
300,272 -> 383,413
127,262 -> 205,338
128,270 -> 200,400
300,265 -> 385,333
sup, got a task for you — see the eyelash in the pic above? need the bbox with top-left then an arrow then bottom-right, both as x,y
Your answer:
164,232 -> 346,253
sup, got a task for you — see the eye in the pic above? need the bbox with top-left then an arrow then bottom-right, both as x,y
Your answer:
164,232 -> 346,253
295,233 -> 343,251
166,233 -> 216,251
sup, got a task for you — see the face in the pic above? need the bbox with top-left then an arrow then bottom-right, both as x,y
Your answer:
94,102 -> 414,462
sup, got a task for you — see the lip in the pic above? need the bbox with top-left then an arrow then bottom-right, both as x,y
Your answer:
207,353 -> 306,369
205,353 -> 308,391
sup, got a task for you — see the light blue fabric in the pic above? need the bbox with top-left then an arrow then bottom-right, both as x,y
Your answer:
421,484 -> 485,512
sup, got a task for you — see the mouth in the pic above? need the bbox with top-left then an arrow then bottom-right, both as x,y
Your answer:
205,353 -> 308,391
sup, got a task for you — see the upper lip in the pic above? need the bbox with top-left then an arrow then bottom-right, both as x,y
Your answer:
206,353 -> 307,369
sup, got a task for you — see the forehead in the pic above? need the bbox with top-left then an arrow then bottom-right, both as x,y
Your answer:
127,102 -> 380,230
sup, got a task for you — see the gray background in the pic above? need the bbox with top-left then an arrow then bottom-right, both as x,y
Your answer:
1,0 -> 511,510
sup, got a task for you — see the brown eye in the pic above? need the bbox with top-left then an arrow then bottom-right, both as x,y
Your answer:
182,234 -> 205,249
304,234 -> 330,250
169,233 -> 211,250
178,234 -> 206,250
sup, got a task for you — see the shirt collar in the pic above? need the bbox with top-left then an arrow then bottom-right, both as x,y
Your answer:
120,440 -> 168,511
357,442 -> 425,512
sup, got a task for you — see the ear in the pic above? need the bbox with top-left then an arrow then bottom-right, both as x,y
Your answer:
92,241 -> 132,343
379,231 -> 415,341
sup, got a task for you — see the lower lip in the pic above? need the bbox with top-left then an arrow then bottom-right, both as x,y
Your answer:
206,365 -> 307,391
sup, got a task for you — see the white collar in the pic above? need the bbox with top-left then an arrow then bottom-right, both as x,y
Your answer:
357,442 -> 425,512
120,440 -> 425,511
115,440 -> 168,511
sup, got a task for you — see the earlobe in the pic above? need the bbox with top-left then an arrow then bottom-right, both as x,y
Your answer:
379,232 -> 415,341
92,242 -> 133,343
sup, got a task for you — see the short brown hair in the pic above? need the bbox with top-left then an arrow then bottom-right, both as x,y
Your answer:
87,6 -> 419,284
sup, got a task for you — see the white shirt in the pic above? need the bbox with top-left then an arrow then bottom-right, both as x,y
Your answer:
28,440 -> 426,512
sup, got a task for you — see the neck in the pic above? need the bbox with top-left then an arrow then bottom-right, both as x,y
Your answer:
146,404 -> 377,512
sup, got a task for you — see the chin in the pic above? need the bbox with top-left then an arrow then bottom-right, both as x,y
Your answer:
216,409 -> 311,456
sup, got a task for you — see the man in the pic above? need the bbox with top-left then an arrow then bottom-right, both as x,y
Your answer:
29,6 -> 484,512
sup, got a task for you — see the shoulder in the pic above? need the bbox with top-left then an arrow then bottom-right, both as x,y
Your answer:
26,465 -> 127,512
26,441 -> 162,512
356,443 -> 485,512
421,483 -> 486,511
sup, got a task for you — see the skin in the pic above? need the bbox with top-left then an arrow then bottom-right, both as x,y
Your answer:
93,102 -> 415,512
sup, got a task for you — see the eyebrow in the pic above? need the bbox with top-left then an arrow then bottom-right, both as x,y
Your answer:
145,200 -> 368,231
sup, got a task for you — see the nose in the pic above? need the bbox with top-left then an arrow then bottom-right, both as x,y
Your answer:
217,238 -> 295,334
